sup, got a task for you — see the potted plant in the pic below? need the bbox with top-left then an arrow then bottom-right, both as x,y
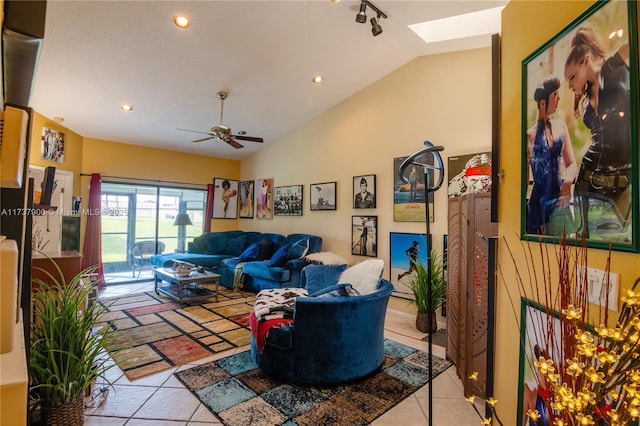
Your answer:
405,249 -> 446,333
30,260 -> 113,425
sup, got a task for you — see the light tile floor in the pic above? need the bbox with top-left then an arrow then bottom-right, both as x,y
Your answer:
83,283 -> 482,425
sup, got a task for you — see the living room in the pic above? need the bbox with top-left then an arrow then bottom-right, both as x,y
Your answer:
25,29 -> 493,315
4,2 -> 495,424
3,1 -> 640,425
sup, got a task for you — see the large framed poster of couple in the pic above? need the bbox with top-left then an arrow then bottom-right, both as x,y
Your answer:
520,0 -> 639,252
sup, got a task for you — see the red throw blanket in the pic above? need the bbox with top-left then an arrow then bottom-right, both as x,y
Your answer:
249,310 -> 293,352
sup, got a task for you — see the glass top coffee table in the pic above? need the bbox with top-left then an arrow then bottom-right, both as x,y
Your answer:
154,267 -> 220,307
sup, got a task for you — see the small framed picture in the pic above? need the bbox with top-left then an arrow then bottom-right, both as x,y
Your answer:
274,185 -> 303,216
310,182 -> 336,211
212,178 -> 239,219
352,215 -> 377,257
41,127 -> 65,163
239,180 -> 254,218
353,174 -> 376,209
256,178 -> 274,219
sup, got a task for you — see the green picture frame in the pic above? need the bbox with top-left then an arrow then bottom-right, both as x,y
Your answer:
520,0 -> 639,252
517,298 -> 563,426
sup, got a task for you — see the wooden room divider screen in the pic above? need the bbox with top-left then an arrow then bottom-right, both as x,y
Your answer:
446,192 -> 497,399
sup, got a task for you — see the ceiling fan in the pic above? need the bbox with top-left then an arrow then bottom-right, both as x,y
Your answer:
177,91 -> 264,149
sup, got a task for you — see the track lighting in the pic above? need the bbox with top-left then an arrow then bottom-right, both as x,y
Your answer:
370,17 -> 382,36
354,0 -> 387,37
355,2 -> 367,23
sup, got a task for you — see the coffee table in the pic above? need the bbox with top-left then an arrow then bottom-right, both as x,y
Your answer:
154,267 -> 220,307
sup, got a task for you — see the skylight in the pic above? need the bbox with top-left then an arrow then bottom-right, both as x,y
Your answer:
409,6 -> 504,44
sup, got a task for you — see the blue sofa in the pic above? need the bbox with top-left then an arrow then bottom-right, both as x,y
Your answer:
239,233 -> 322,292
149,230 -> 322,291
250,263 -> 394,384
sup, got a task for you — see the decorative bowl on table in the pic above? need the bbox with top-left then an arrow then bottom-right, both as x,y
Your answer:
171,260 -> 196,277
175,268 -> 192,277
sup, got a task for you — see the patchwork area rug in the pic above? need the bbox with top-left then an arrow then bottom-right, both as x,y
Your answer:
98,288 -> 255,380
175,339 -> 451,426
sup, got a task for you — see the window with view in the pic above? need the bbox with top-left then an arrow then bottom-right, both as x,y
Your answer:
100,182 -> 205,283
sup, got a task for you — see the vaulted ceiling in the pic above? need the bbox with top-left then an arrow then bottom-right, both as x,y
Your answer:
31,1 -> 506,160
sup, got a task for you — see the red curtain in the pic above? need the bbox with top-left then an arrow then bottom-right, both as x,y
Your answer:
204,183 -> 214,233
82,173 -> 105,289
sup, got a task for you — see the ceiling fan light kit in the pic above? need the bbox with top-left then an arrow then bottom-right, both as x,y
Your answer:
177,91 -> 264,149
355,0 -> 387,36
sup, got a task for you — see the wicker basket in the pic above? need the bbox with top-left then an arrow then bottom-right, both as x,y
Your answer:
416,311 -> 437,333
41,393 -> 84,426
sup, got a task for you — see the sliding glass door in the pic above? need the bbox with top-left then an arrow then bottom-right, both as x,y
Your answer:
101,182 -> 205,284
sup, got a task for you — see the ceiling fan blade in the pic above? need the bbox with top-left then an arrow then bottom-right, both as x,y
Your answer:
231,135 -> 264,143
191,137 -> 215,143
225,138 -> 244,149
177,128 -> 213,136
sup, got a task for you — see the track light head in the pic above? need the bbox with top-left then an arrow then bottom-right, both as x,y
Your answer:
370,17 -> 383,36
355,2 -> 367,23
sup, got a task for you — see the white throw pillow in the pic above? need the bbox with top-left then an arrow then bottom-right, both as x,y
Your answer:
337,259 -> 384,295
305,252 -> 348,266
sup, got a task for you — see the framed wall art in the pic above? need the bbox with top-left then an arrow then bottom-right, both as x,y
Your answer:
389,232 -> 428,299
353,174 -> 376,208
351,215 -> 377,257
516,298 -> 564,426
393,156 -> 433,222
521,0 -> 639,252
447,152 -> 492,198
239,180 -> 254,218
212,178 -> 239,219
256,178 -> 273,219
274,184 -> 303,216
310,181 -> 336,211
41,127 -> 65,163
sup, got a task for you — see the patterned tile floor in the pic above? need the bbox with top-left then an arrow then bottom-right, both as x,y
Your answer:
82,282 -> 482,425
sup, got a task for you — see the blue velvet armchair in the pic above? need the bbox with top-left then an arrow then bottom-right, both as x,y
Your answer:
250,264 -> 394,384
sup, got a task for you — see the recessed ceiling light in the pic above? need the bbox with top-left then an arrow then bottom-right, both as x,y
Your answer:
409,6 -> 504,44
330,0 -> 340,3
312,75 -> 324,84
52,116 -> 64,124
173,15 -> 190,29
120,104 -> 133,112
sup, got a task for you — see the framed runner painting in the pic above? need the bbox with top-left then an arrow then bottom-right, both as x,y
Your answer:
389,232 -> 428,299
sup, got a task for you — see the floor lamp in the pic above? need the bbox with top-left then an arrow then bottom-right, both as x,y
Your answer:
174,201 -> 192,253
398,141 -> 445,426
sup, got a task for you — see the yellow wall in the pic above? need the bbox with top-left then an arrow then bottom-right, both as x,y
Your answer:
28,116 -> 242,246
79,137 -> 241,234
29,112 -> 84,195
80,137 -> 238,186
496,1 -> 640,423
241,48 -> 493,270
